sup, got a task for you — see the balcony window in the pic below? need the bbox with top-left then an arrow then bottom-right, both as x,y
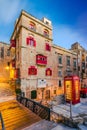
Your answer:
26,37 -> 36,47
28,66 -> 37,75
46,68 -> 52,76
66,56 -> 70,66
58,55 -> 62,64
36,54 -> 47,65
58,70 -> 62,77
43,29 -> 49,37
73,59 -> 77,69
45,43 -> 51,51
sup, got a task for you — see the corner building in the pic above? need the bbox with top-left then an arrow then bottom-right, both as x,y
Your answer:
10,10 -> 78,100
71,42 -> 87,86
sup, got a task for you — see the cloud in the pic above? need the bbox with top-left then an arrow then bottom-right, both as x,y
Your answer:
53,24 -> 87,49
0,0 -> 25,24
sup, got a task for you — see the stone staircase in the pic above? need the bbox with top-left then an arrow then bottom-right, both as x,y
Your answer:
0,100 -> 41,130
0,83 -> 16,102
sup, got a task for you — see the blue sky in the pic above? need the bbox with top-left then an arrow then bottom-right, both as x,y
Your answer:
0,0 -> 87,49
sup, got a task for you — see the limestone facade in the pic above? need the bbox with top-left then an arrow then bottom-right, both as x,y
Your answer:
11,10 -> 78,100
0,42 -> 10,82
70,42 -> 87,86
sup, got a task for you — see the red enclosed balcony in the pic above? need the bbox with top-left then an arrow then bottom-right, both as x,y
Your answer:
10,39 -> 16,48
36,54 -> 47,65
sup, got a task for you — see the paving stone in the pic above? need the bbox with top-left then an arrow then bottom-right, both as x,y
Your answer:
22,120 -> 57,130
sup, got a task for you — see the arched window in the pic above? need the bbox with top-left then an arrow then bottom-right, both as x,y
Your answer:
46,68 -> 52,76
43,29 -> 49,37
29,21 -> 36,31
45,43 -> 51,51
26,36 -> 36,47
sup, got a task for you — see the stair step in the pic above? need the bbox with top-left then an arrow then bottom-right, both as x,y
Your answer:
0,100 -> 41,130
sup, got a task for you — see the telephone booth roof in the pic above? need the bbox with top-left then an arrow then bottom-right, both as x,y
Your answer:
64,75 -> 79,80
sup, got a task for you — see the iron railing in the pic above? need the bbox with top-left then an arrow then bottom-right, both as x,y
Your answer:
0,112 -> 5,130
16,95 -> 50,120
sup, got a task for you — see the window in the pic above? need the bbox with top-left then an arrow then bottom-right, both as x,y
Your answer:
73,59 -> 77,68
0,47 -> 4,58
46,68 -> 52,76
29,22 -> 36,31
28,66 -> 37,75
86,56 -> 87,62
7,49 -> 10,56
58,70 -> 62,77
82,54 -> 85,61
58,55 -> 62,64
82,62 -> 85,67
26,37 -> 36,47
43,29 -> 49,37
59,80 -> 62,87
66,56 -> 70,66
7,62 -> 10,66
54,90 -> 56,94
78,66 -> 80,71
36,54 -> 47,65
45,43 -> 51,51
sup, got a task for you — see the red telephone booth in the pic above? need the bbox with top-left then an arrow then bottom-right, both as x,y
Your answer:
64,75 -> 80,105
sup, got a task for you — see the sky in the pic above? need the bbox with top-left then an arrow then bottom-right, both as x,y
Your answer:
0,0 -> 87,49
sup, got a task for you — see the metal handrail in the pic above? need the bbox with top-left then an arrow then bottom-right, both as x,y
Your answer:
16,94 -> 50,121
0,112 -> 5,130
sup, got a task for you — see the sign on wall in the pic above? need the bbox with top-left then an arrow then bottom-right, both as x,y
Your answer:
38,79 -> 46,88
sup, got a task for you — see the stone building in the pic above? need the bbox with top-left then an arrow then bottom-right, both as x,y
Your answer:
0,42 -> 10,82
10,10 -> 78,100
70,42 -> 87,86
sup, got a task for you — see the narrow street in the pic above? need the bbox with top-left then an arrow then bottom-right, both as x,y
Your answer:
0,82 -> 16,102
